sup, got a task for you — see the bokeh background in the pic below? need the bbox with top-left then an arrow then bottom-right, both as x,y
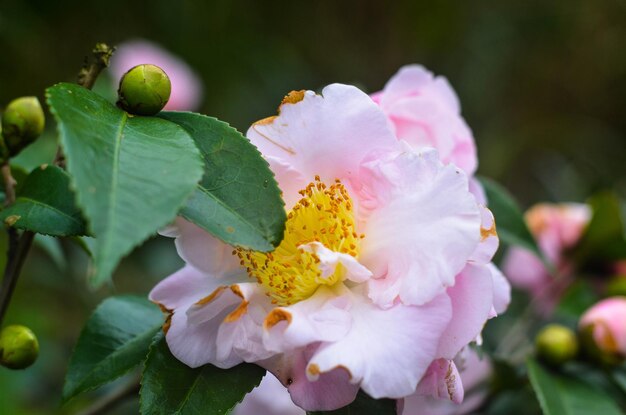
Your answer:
0,1 -> 625,413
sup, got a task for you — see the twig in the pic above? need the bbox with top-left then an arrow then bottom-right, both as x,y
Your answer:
0,43 -> 115,325
76,380 -> 140,415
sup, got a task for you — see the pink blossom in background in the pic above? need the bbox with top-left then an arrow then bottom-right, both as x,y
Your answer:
372,65 -> 478,177
503,203 -> 590,313
150,78 -> 509,411
110,39 -> 203,111
579,297 -> 626,359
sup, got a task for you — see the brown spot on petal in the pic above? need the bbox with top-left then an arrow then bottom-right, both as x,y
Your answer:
264,309 -> 292,330
280,90 -> 306,107
224,301 -> 249,323
480,223 -> 497,241
230,285 -> 245,299
163,313 -> 173,334
308,363 -> 321,376
195,286 -> 227,306
253,115 -> 277,126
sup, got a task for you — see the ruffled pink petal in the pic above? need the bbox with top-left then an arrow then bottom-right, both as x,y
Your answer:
360,149 -> 482,307
246,84 -> 400,194
149,265 -> 217,311
232,374 -> 306,415
260,347 -> 359,411
160,218 -> 243,278
299,242 -> 373,282
415,359 -> 464,404
469,206 -> 499,264
488,263 -> 511,316
438,264 -> 494,359
263,286 -> 352,353
580,297 -> 626,354
307,290 -> 453,399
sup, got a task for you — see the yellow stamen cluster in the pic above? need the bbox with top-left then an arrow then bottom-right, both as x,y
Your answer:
235,176 -> 364,305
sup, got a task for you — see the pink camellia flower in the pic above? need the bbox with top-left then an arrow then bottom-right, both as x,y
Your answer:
150,83 -> 510,411
503,203 -> 590,313
110,39 -> 203,111
579,297 -> 626,360
233,374 -> 306,415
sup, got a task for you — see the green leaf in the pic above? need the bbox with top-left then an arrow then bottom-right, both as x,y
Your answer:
46,83 -> 203,285
158,112 -> 285,251
479,177 -> 550,268
63,296 -> 163,402
140,334 -> 266,415
0,165 -> 87,236
34,234 -> 66,270
526,358 -> 622,415
307,390 -> 397,415
571,192 -> 626,265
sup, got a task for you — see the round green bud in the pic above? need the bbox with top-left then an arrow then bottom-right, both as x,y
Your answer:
117,64 -> 171,116
0,325 -> 39,370
1,96 -> 45,156
535,324 -> 578,366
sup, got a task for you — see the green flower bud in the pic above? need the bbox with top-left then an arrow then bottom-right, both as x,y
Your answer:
117,64 -> 171,116
1,97 -> 45,157
535,324 -> 578,366
0,325 -> 39,370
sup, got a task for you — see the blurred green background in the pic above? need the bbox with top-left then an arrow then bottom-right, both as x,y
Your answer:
0,0 -> 625,413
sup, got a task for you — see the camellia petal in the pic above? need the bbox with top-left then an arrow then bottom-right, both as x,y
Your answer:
414,359 -> 464,404
232,373 -> 305,415
307,290 -> 453,399
437,264 -> 494,359
360,148 -> 482,306
246,84 -> 400,203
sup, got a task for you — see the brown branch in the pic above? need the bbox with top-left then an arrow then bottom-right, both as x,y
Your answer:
77,43 -> 115,90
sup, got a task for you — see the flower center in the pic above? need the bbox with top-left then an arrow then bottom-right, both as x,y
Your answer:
236,176 -> 363,305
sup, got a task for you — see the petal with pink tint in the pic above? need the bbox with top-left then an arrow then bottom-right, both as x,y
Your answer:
580,297 -> 626,355
263,286 -> 352,353
246,84 -> 399,194
260,347 -> 359,411
299,242 -> 372,282
307,290 -> 453,399
149,265 -> 219,311
469,206 -> 499,265
438,264 -> 494,359
161,218 -> 244,278
415,359 -> 464,404
488,263 -> 511,316
360,149 -> 481,306
232,373 -> 305,415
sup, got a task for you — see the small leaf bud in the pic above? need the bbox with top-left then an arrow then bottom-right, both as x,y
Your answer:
1,97 -> 45,156
0,325 -> 39,370
117,64 -> 171,116
535,324 -> 578,366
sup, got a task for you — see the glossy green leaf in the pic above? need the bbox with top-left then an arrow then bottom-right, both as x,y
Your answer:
571,192 -> 626,265
158,112 -> 285,251
46,83 -> 203,285
63,296 -> 163,402
34,234 -> 66,270
480,177 -> 550,268
526,358 -> 622,415
307,390 -> 396,415
140,334 -> 265,415
0,165 -> 87,236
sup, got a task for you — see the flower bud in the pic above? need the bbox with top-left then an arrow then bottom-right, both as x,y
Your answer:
579,297 -> 626,364
1,97 -> 45,156
535,324 -> 578,365
117,64 -> 171,116
0,325 -> 39,369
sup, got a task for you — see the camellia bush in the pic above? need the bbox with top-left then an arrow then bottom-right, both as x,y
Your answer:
1,43 -> 626,415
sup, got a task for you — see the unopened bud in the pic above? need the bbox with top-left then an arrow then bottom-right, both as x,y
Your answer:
117,64 -> 171,116
1,97 -> 45,156
535,324 -> 578,365
0,325 -> 39,370
579,297 -> 626,365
